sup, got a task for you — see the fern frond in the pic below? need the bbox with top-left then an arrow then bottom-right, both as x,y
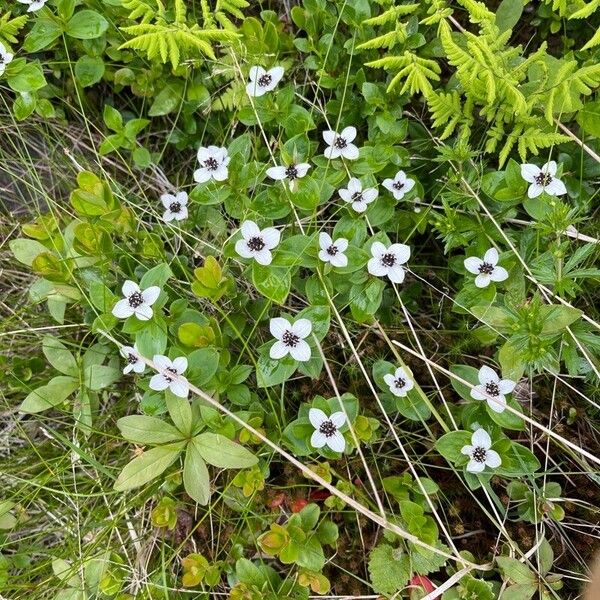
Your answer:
366,51 -> 441,95
569,0 -> 600,18
427,91 -> 464,139
456,0 -> 495,24
122,0 -> 158,23
517,128 -> 570,162
357,29 -> 405,51
545,61 -> 600,120
582,28 -> 600,50
420,0 -> 453,25
0,12 -> 28,44
363,3 -> 419,26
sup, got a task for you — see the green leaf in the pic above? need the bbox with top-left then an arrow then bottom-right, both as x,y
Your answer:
576,99 -> 600,138
42,336 -> 78,377
252,263 -> 291,304
116,415 -> 183,444
13,92 -> 37,121
449,364 -> 480,401
65,10 -> 108,39
497,557 -> 536,585
192,433 -> 258,468
166,392 -> 192,437
114,443 -> 185,491
368,544 -> 411,595
183,440 -> 211,505
499,584 -> 537,600
75,56 -> 105,88
539,305 -> 581,334
23,18 -> 63,52
148,82 -> 184,117
82,365 -> 120,390
9,238 -> 48,266
495,0 -> 523,32
435,430 -> 472,462
20,376 -> 78,413
140,263 -> 172,288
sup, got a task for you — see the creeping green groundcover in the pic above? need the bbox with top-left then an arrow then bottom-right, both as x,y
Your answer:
1,0 -> 600,598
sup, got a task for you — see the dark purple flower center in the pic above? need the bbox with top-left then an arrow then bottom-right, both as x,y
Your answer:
258,73 -> 272,87
393,181 -> 404,190
478,262 -> 494,275
485,382 -> 500,397
128,292 -> 144,308
282,330 -> 300,347
319,420 -> 337,437
472,447 -> 487,463
204,157 -> 219,171
127,353 -> 138,365
169,202 -> 181,213
285,165 -> 298,179
164,366 -> 178,383
351,191 -> 363,201
381,253 -> 396,267
326,245 -> 338,256
334,136 -> 347,149
534,172 -> 552,186
395,377 -> 406,389
247,236 -> 265,251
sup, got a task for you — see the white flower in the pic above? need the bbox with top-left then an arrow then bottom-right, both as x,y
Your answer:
17,0 -> 48,12
266,162 -> 311,189
112,280 -> 160,321
246,66 -> 284,97
120,345 -> 145,375
235,220 -> 281,266
367,241 -> 410,283
309,408 -> 346,453
470,365 -> 516,413
318,232 -> 348,268
338,178 -> 378,213
383,367 -> 414,398
461,429 -> 501,473
269,317 -> 312,362
463,248 -> 508,288
0,42 -> 14,77
149,355 -> 189,398
160,191 -> 188,222
520,161 -> 567,199
193,146 -> 230,183
382,170 -> 416,200
323,126 -> 359,160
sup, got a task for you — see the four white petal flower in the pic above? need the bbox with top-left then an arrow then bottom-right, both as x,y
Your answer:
17,0 -> 48,12
382,170 -> 415,200
461,429 -> 501,473
120,345 -> 145,375
0,42 -> 14,77
112,280 -> 161,321
323,126 -> 360,160
235,220 -> 281,266
338,178 -> 378,213
383,366 -> 414,398
470,365 -> 516,413
194,146 -> 230,184
266,162 -> 311,191
520,161 -> 567,199
160,191 -> 188,222
149,355 -> 190,398
309,407 -> 346,452
246,66 -> 285,97
269,317 -> 312,362
463,247 -> 508,288
318,232 -> 348,268
367,241 -> 410,283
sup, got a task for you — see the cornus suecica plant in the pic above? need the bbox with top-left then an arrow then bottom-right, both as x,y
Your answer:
318,232 -> 348,268
120,345 -> 145,375
112,281 -> 160,321
308,408 -> 346,453
463,248 -> 508,288
338,178 -> 378,213
266,161 -> 311,190
149,355 -> 189,398
382,170 -> 415,200
269,317 -> 312,362
0,43 -> 13,76
193,146 -> 230,183
367,241 -> 410,283
246,66 -> 284,97
17,0 -> 47,11
461,429 -> 501,474
235,220 -> 280,265
383,366 -> 414,398
520,161 -> 567,198
160,191 -> 188,222
323,126 -> 359,160
470,366 -> 516,413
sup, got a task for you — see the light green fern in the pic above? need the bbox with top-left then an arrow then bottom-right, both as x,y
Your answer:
0,12 -> 28,45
